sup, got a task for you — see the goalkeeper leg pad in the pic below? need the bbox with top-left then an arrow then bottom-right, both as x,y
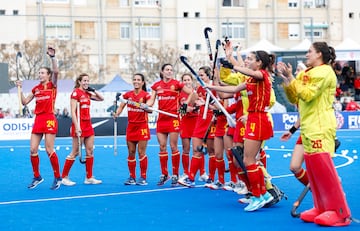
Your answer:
304,153 -> 351,226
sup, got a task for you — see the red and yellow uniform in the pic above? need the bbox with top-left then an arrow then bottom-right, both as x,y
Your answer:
192,86 -> 215,139
123,90 -> 151,141
244,69 -> 273,141
70,88 -> 94,137
179,90 -> 198,139
284,66 -> 336,154
151,79 -> 183,133
31,82 -> 58,134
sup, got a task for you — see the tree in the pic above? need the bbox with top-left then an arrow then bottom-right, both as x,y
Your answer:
128,42 -> 209,85
0,39 -> 98,82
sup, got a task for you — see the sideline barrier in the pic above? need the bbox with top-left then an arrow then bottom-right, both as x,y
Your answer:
0,111 -> 359,140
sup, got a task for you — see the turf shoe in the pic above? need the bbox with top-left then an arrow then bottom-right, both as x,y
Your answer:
178,177 -> 195,187
233,181 -> 249,195
84,177 -> 102,185
28,176 -> 44,189
157,174 -> 170,186
223,181 -> 236,191
198,173 -> 209,182
61,177 -> 76,186
262,191 -> 274,204
136,177 -> 148,186
124,177 -> 136,185
244,196 -> 266,212
171,175 -> 179,186
50,177 -> 62,190
208,181 -> 224,190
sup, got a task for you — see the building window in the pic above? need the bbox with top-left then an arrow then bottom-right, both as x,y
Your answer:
195,44 -> 201,50
288,23 -> 300,40
288,0 -> 299,8
221,22 -> 245,39
183,12 -> 189,18
349,12 -> 354,19
222,0 -> 245,7
136,22 -> 160,39
75,21 -> 95,39
184,44 -> 190,50
0,10 -> 5,15
13,10 -> 19,15
195,12 -> 200,18
304,0 -> 327,8
120,22 -> 130,39
305,29 -> 323,39
315,0 -> 327,8
46,23 -> 71,40
134,0 -> 158,6
107,22 -> 120,39
120,0 -> 130,6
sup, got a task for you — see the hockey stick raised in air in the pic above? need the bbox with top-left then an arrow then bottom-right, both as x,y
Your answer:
180,55 -> 236,127
77,102 -> 86,164
204,27 -> 213,61
203,27 -> 213,119
118,95 -> 178,118
291,184 -> 310,218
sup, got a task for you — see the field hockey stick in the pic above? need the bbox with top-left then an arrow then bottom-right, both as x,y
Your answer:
203,27 -> 213,119
204,27 -> 213,61
118,97 -> 178,118
180,56 -> 236,127
16,52 -> 23,117
77,102 -> 86,164
196,114 -> 215,154
291,184 -> 310,218
113,94 -> 119,156
202,39 -> 222,120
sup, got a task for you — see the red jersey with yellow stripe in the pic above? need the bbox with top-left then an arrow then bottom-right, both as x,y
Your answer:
123,90 -> 151,124
32,81 -> 57,115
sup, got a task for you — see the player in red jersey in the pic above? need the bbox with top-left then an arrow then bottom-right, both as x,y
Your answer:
61,73 -> 104,186
179,73 -> 199,178
17,46 -> 62,190
178,66 -> 216,187
146,63 -> 194,186
207,48 -> 275,212
114,73 -> 151,186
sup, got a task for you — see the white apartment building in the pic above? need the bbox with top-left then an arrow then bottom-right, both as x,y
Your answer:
1,0 -> 360,83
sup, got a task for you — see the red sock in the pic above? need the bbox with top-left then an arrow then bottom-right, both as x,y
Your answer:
139,155 -> 148,179
128,156 -> 136,179
227,150 -> 237,183
216,158 -> 225,184
259,149 -> 267,168
48,152 -> 60,178
189,156 -> 201,181
159,152 -> 168,176
61,158 -> 75,178
200,155 -> 206,175
208,155 -> 216,181
85,156 -> 94,179
258,165 -> 266,194
237,169 -> 250,189
182,152 -> 190,176
295,168 -> 309,186
246,164 -> 261,197
30,154 -> 40,178
171,150 -> 180,176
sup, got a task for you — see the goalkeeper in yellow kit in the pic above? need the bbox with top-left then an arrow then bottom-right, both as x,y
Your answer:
277,42 -> 351,226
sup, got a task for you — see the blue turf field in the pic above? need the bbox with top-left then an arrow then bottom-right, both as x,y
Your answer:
0,130 -> 359,231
